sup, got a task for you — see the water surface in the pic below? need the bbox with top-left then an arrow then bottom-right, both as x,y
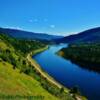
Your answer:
33,44 -> 100,100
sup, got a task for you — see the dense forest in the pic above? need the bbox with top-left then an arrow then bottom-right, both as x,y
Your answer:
59,43 -> 100,73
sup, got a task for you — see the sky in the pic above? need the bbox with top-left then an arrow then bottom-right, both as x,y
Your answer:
0,0 -> 100,36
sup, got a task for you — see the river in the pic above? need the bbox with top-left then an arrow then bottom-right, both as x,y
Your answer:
33,44 -> 100,100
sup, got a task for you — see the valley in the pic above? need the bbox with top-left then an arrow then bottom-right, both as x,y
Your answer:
1,26 -> 100,100
1,0 -> 100,100
0,33 -> 78,100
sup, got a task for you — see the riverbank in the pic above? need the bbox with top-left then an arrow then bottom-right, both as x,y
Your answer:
27,45 -> 87,100
27,45 -> 68,90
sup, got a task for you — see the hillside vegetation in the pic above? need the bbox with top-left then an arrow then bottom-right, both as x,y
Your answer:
0,33 -> 76,100
0,61 -> 59,100
59,43 -> 100,72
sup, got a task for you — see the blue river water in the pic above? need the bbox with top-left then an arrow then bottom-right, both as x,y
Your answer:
33,44 -> 100,100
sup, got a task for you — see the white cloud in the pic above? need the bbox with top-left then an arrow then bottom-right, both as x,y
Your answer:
15,27 -> 23,30
5,26 -> 23,30
50,25 -> 55,28
29,19 -> 38,23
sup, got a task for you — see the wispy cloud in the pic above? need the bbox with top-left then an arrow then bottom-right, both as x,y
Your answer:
29,19 -> 38,23
5,26 -> 23,30
50,25 -> 55,28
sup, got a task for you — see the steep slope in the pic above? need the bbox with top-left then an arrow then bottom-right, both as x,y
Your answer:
0,33 -> 77,100
0,34 -> 59,100
0,61 -> 59,100
55,27 -> 100,43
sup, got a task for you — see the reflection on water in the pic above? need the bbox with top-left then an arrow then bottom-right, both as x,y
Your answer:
33,44 -> 100,100
69,59 -> 100,74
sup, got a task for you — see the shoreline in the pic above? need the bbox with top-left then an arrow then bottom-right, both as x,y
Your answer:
27,45 -> 69,92
27,46 -> 86,100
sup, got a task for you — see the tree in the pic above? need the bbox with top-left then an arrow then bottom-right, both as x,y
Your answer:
60,87 -> 64,93
70,86 -> 80,95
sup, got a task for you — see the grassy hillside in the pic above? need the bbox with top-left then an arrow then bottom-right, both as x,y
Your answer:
0,61 -> 59,100
0,33 -> 76,100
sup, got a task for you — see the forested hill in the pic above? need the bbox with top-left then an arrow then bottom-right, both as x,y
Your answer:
55,27 -> 100,43
0,27 -> 62,41
59,43 -> 100,73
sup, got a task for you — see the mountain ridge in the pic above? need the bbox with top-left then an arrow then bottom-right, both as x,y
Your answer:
0,27 -> 63,41
55,27 -> 100,43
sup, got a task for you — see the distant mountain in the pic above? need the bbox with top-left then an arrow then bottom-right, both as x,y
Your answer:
1,27 -> 100,44
0,27 -> 63,41
55,27 -> 100,43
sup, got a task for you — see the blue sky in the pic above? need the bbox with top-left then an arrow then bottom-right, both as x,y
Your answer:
0,0 -> 100,36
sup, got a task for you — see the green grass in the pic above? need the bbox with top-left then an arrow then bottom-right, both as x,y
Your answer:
0,61 -> 59,100
0,41 -> 12,51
